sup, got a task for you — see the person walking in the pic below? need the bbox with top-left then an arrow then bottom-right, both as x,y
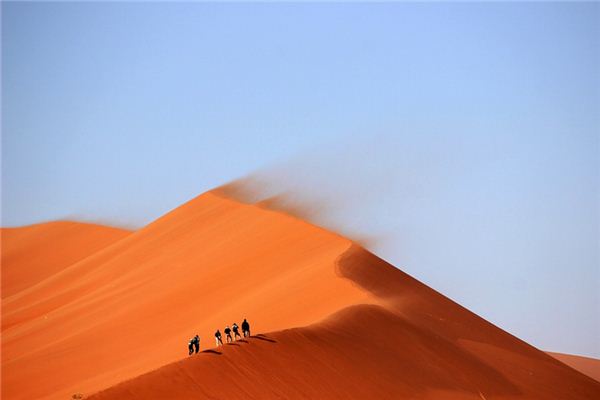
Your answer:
215,329 -> 223,346
188,335 -> 200,355
193,334 -> 200,353
241,318 -> 250,338
232,323 -> 242,340
188,337 -> 195,355
224,325 -> 233,343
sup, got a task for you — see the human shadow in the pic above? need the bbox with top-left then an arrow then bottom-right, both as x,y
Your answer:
201,349 -> 222,355
226,343 -> 240,346
252,334 -> 277,343
235,339 -> 248,343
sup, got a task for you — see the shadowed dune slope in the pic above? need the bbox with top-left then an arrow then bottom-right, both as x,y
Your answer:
1,222 -> 131,298
89,248 -> 600,400
548,352 -> 600,383
3,191 -> 600,400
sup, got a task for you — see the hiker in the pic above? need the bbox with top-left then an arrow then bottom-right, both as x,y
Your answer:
232,323 -> 242,340
188,338 -> 195,355
215,329 -> 223,346
224,325 -> 233,343
188,335 -> 200,355
194,334 -> 200,353
242,318 -> 250,338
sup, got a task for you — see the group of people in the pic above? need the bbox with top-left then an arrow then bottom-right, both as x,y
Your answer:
215,319 -> 251,346
187,319 -> 251,355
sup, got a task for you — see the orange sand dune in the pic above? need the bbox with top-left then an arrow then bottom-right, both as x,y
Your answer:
1,221 -> 131,298
2,191 -> 599,400
2,192 -> 372,400
548,352 -> 600,383
90,304 -> 600,400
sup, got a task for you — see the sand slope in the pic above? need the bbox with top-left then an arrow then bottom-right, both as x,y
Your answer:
90,304 -> 600,400
548,352 -> 600,383
3,191 -> 599,400
90,245 -> 600,400
1,192 -> 371,400
1,221 -> 130,298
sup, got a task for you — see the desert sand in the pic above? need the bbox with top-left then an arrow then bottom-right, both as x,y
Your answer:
547,352 -> 600,383
2,190 -> 599,399
1,221 -> 130,298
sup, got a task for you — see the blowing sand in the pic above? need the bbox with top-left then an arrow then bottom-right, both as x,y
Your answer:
2,190 -> 599,399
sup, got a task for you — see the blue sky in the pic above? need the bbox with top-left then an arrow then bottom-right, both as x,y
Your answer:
2,3 -> 599,357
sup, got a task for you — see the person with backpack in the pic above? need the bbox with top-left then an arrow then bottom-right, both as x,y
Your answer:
241,318 -> 250,338
232,323 -> 241,340
215,329 -> 223,346
224,325 -> 233,343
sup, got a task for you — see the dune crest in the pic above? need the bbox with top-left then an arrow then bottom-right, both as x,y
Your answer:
89,302 -> 600,400
1,221 -> 131,298
547,352 -> 600,383
1,191 -> 372,400
2,191 -> 599,400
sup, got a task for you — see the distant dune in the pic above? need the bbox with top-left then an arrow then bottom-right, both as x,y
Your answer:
547,352 -> 600,383
2,191 -> 599,399
1,221 -> 130,298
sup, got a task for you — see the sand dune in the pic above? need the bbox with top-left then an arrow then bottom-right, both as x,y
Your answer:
2,191 -> 371,400
548,352 -> 600,383
91,245 -> 600,399
89,304 -> 600,400
1,221 -> 130,298
2,191 -> 599,399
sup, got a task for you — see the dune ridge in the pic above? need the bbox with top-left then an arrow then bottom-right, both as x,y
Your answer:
2,190 -> 599,399
547,352 -> 600,383
2,191 -> 372,400
92,245 -> 600,399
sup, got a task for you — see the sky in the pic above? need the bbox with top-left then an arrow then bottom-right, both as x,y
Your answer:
2,3 -> 599,357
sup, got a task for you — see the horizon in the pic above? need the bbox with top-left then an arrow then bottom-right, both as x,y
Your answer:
2,1 -> 599,361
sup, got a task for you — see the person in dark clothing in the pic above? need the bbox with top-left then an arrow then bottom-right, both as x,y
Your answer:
193,334 -> 200,353
215,329 -> 223,346
232,323 -> 241,340
224,325 -> 233,343
241,318 -> 250,338
188,335 -> 200,355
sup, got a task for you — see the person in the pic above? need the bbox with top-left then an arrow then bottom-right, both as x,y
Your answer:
215,329 -> 223,346
193,334 -> 200,353
232,323 -> 241,340
242,318 -> 250,338
188,335 -> 200,355
224,325 -> 233,343
188,338 -> 195,355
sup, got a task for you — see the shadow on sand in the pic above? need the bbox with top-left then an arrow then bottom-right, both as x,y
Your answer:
251,334 -> 277,343
201,349 -> 222,355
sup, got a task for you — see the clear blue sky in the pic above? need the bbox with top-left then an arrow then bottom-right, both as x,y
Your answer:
2,3 -> 598,357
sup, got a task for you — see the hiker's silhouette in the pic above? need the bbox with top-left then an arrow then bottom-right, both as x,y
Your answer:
215,329 -> 223,346
194,334 -> 200,353
188,335 -> 199,355
224,326 -> 233,343
242,318 -> 251,338
232,323 -> 242,340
